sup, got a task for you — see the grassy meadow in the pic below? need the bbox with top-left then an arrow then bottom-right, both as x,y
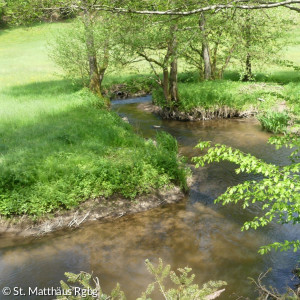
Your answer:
0,23 -> 188,217
0,21 -> 299,217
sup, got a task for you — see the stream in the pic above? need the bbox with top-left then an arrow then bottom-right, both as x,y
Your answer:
0,96 -> 299,299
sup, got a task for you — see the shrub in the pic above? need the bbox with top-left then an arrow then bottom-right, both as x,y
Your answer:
48,17 -> 113,85
257,111 -> 290,133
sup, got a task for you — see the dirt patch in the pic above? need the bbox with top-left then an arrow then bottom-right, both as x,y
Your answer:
0,186 -> 184,238
138,103 -> 257,121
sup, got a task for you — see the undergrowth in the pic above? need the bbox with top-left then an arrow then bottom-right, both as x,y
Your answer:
152,81 -> 283,112
0,88 -> 188,216
257,111 -> 290,133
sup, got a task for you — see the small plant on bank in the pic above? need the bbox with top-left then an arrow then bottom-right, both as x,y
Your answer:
56,259 -> 226,300
257,111 -> 290,133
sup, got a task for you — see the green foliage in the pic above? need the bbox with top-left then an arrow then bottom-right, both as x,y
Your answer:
257,111 -> 290,133
223,70 -> 300,84
3,0 -> 69,26
140,259 -> 226,300
193,134 -> 300,254
58,271 -> 125,300
0,90 -> 188,216
48,16 -> 112,84
154,132 -> 189,192
0,0 -> 6,27
0,25 -> 188,217
57,259 -> 226,300
233,9 -> 296,76
153,80 -> 281,111
284,83 -> 300,121
156,131 -> 178,153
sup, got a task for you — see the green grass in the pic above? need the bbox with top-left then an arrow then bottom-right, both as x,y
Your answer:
0,24 -> 188,217
223,70 -> 300,84
153,80 -> 287,112
257,111 -> 290,133
1,19 -> 298,216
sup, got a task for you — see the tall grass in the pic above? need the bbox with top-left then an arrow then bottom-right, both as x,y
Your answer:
153,81 -> 285,112
257,111 -> 290,133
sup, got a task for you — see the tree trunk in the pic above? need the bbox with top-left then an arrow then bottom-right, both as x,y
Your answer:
219,44 -> 236,78
242,13 -> 252,82
199,13 -> 212,80
243,53 -> 252,81
99,39 -> 110,87
162,23 -> 179,105
211,42 -> 219,79
83,7 -> 102,95
162,67 -> 170,103
168,24 -> 179,104
169,57 -> 179,103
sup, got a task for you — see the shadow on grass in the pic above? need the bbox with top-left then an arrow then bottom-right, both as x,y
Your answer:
3,79 -> 82,98
0,101 -> 136,159
117,70 -> 300,85
224,70 -> 300,84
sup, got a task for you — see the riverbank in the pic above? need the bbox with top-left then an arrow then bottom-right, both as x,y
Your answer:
107,75 -> 300,133
0,185 -> 184,237
152,81 -> 297,120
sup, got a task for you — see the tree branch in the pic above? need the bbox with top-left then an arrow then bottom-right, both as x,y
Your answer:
89,1 -> 300,15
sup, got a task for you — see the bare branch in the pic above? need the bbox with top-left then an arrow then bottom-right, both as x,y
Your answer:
284,3 -> 300,10
137,52 -> 164,67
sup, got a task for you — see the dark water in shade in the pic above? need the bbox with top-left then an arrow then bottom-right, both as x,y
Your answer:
0,97 -> 299,299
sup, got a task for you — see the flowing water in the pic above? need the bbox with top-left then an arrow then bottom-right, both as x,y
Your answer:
0,96 -> 299,299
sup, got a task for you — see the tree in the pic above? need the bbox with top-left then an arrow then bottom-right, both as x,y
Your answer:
193,134 -> 300,254
0,0 -> 5,28
116,13 -> 186,105
3,0 -> 65,25
81,2 -> 109,95
49,10 -> 113,97
182,9 -> 240,80
233,8 -> 296,81
182,7 -> 296,81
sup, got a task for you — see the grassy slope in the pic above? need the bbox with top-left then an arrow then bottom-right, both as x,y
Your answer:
0,24 -> 187,217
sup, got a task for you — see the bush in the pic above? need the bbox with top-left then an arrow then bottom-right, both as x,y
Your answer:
257,111 -> 290,133
48,17 -> 112,85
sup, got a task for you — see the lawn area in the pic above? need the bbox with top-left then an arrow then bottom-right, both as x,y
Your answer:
0,24 -> 188,217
